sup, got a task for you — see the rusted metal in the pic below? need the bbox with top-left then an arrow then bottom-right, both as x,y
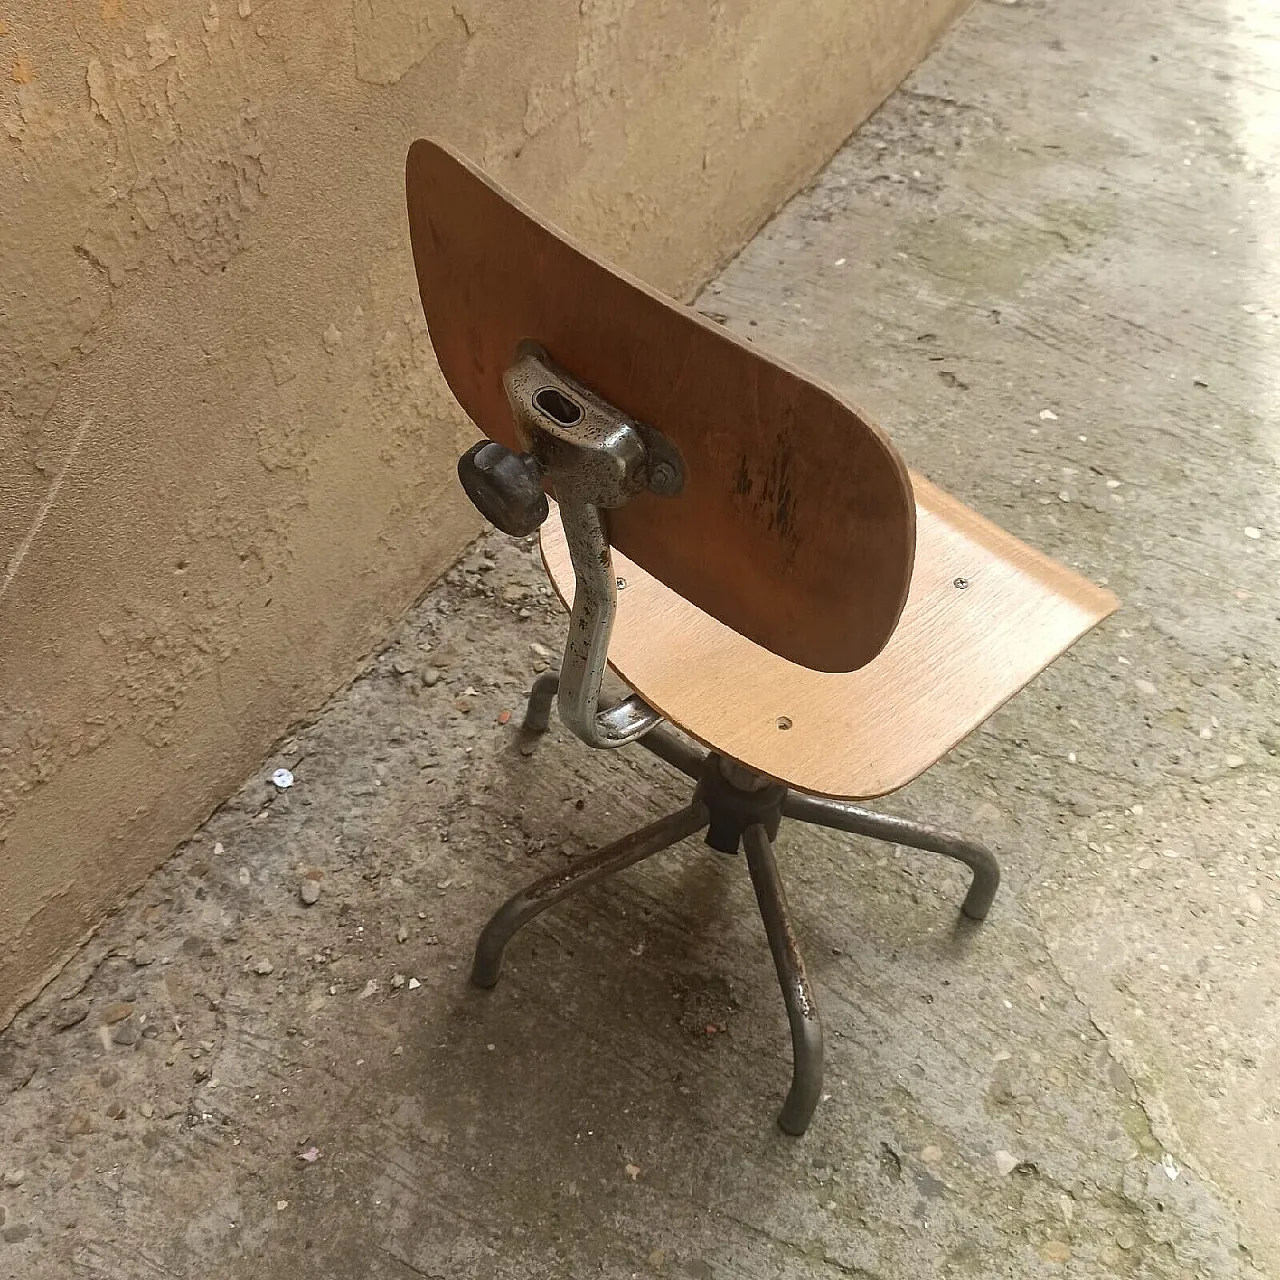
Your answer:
457,345 -> 687,750
472,674 -> 1003,1137
521,669 -> 563,735
469,802 -> 710,989
505,346 -> 687,749
694,753 -> 786,855
556,501 -> 662,747
742,823 -> 824,1136
782,792 -> 1000,920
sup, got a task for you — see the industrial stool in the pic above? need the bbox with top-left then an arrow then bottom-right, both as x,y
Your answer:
405,139 -> 1117,1135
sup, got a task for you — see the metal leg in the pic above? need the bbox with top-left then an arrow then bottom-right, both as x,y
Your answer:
555,503 -> 663,747
522,669 -> 561,734
782,793 -> 1000,922
742,824 -> 824,1137
470,802 -> 710,988
636,724 -> 708,781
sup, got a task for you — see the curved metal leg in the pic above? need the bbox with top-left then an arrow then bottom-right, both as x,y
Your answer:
522,669 -> 561,734
781,793 -> 1000,921
636,724 -> 708,781
556,503 -> 664,748
471,803 -> 710,988
742,824 -> 823,1137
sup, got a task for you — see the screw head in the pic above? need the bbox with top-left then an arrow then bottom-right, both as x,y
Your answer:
953,577 -> 969,590
648,459 -> 681,495
616,577 -> 628,590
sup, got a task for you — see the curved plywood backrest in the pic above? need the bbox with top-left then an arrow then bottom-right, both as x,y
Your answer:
405,139 -> 915,673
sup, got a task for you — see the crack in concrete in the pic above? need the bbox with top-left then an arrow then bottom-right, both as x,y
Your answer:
377,1246 -> 447,1279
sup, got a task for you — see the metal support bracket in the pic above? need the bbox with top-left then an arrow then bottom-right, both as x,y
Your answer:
458,344 -> 685,749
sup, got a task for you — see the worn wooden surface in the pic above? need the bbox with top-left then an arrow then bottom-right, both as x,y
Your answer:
406,138 -> 915,673
542,478 -> 1116,797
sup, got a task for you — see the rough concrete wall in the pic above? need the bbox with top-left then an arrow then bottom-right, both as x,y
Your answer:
0,0 -> 969,1026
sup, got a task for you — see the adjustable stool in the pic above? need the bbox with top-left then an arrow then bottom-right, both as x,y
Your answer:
405,139 -> 1117,1135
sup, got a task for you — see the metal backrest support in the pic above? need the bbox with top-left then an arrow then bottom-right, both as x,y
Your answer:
458,343 -> 693,746
406,139 -> 918,678
502,345 -> 687,745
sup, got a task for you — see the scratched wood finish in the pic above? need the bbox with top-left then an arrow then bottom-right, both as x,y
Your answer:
406,138 -> 915,673
542,476 -> 1118,799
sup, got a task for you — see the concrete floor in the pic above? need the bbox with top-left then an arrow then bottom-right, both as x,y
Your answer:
3,0 -> 1278,1275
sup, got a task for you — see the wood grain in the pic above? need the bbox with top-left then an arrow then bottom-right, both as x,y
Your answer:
406,138 -> 915,673
542,475 -> 1118,799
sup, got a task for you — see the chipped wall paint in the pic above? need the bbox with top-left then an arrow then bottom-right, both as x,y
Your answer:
0,0 -> 970,1025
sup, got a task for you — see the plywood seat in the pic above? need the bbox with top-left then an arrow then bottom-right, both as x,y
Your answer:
542,474 -> 1116,799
